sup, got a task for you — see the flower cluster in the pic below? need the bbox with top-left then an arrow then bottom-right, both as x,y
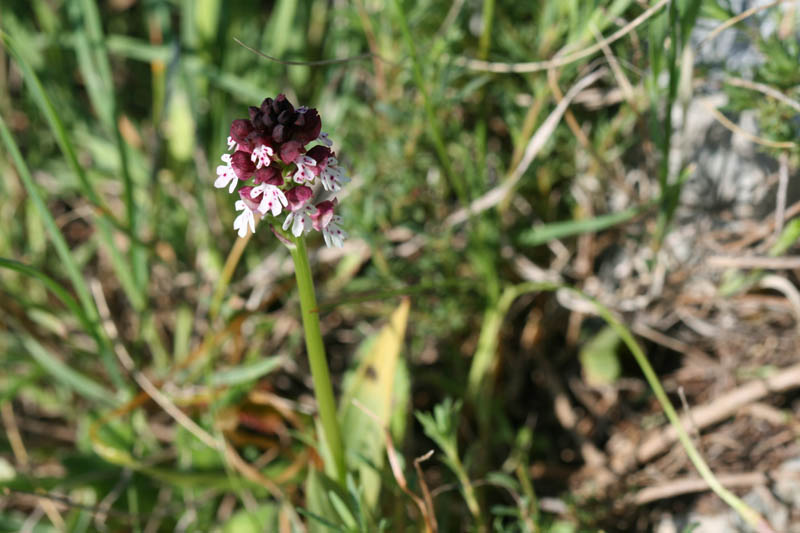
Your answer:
215,94 -> 349,248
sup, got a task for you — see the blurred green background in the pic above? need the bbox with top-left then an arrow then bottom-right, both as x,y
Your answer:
2,0 -> 799,531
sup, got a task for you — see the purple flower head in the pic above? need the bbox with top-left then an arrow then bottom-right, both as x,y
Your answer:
215,94 -> 348,246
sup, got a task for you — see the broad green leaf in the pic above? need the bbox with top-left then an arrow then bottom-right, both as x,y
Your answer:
222,504 -> 279,533
579,326 -> 622,387
339,298 -> 410,509
165,84 -> 196,162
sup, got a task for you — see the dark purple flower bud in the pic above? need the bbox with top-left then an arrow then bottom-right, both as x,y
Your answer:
306,145 -> 331,165
273,94 -> 294,115
253,166 -> 283,186
260,97 -> 273,114
272,124 -> 286,143
277,109 -> 295,125
311,199 -> 336,231
285,185 -> 313,211
238,186 -> 261,211
230,150 -> 256,180
248,106 -> 260,122
293,108 -> 321,145
230,119 -> 254,144
280,140 -> 304,164
261,113 -> 274,129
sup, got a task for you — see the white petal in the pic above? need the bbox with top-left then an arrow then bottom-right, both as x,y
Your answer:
291,214 -> 305,237
274,188 -> 287,207
247,211 -> 255,234
214,174 -> 230,189
233,212 -> 248,237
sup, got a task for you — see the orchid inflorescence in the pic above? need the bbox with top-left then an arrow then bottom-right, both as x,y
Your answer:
215,94 -> 349,248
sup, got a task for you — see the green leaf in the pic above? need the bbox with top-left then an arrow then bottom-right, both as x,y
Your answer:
22,336 -> 114,405
579,326 -> 622,387
222,504 -> 280,533
328,490 -> 358,530
415,398 -> 461,461
517,202 -> 652,247
304,469 -> 348,533
0,118 -> 98,333
339,298 -> 410,509
1,31 -> 145,311
0,257 -> 93,335
210,356 -> 284,387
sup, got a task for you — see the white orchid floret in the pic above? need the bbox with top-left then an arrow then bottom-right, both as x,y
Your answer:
322,215 -> 347,248
292,155 -> 318,184
214,153 -> 238,193
233,200 -> 256,238
250,144 -> 274,169
317,132 -> 333,147
319,157 -> 350,192
282,205 -> 316,237
251,183 -> 288,217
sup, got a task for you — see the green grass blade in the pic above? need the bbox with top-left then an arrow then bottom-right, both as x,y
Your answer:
1,31 -> 146,311
517,201 -> 653,246
0,257 -> 92,333
0,115 -> 125,388
0,116 -> 98,329
210,356 -> 284,387
1,31 -> 103,209
22,335 -> 115,405
390,0 -> 466,207
73,0 -> 147,291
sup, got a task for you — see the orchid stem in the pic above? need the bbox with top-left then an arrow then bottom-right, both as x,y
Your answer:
290,235 -> 346,484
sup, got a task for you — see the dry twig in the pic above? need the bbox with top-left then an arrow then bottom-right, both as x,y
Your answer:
706,256 -> 800,270
454,0 -> 668,73
634,471 -> 800,504
352,399 -> 438,533
700,0 -> 791,45
637,363 -> 800,463
726,77 -> 800,114
445,68 -> 606,227
702,101 -> 796,149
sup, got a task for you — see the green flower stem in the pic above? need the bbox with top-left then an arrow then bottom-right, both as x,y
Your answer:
290,235 -> 346,484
